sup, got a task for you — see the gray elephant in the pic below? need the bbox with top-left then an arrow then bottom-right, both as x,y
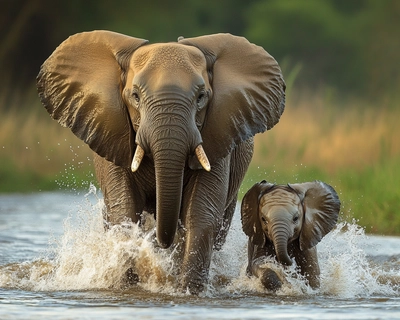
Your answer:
241,180 -> 340,291
36,31 -> 285,293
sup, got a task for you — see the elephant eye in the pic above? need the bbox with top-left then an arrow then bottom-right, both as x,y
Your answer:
196,90 -> 208,109
197,93 -> 205,103
132,92 -> 140,104
261,216 -> 268,225
293,215 -> 299,223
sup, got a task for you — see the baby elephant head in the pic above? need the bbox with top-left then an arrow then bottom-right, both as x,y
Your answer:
241,180 -> 341,266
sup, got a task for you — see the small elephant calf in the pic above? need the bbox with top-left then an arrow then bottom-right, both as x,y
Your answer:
241,180 -> 341,291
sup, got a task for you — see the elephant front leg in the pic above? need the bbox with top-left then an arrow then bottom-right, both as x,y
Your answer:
93,152 -> 146,225
180,159 -> 230,294
180,223 -> 215,293
293,245 -> 321,289
247,242 -> 283,292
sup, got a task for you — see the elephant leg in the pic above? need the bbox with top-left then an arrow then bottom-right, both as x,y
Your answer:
247,241 -> 283,291
214,198 -> 236,250
180,156 -> 230,293
93,152 -> 145,225
260,268 -> 282,292
215,138 -> 254,250
292,244 -> 321,289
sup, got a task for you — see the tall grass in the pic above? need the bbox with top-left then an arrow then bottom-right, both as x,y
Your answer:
1,91 -> 399,234
0,100 -> 94,192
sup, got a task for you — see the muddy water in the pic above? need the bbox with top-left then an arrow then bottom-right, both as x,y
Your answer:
1,188 -> 399,319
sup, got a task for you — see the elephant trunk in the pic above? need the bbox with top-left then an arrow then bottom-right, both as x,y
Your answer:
146,109 -> 202,249
133,99 -> 209,249
154,148 -> 185,248
270,220 -> 293,266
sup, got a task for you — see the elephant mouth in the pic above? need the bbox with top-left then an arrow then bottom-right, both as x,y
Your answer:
130,144 -> 210,172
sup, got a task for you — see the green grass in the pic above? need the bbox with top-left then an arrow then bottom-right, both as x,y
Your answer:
336,157 -> 400,235
0,158 -> 95,193
240,156 -> 400,235
0,159 -> 56,192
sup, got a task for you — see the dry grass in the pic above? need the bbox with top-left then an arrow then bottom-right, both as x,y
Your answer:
252,93 -> 400,173
3,92 -> 397,177
1,109 -> 92,173
0,102 -> 94,191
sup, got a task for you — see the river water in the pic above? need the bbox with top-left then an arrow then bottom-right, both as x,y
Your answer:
0,188 -> 399,319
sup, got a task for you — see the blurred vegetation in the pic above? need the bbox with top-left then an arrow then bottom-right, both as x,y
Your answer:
1,0 -> 399,103
1,0 -> 399,234
0,102 -> 94,193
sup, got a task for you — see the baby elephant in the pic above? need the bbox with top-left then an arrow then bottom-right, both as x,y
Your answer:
241,180 -> 341,291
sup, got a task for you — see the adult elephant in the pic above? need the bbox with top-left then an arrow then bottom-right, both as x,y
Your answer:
37,30 -> 285,293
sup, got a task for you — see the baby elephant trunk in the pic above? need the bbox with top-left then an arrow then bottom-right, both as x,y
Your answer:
270,222 -> 293,266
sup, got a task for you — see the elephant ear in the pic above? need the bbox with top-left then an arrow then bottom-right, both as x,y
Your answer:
179,34 -> 285,164
241,180 -> 275,246
37,30 -> 148,167
289,181 -> 341,251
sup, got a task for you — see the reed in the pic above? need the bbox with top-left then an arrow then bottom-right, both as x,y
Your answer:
1,91 -> 399,234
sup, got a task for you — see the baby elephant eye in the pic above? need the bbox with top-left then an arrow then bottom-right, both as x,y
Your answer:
261,216 -> 268,224
293,215 -> 300,223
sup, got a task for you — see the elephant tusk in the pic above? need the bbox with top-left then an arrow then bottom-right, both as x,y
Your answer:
195,145 -> 211,172
131,145 -> 145,172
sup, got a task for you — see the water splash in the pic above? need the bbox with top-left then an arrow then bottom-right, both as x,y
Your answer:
39,185 -> 179,293
318,222 -> 399,297
0,189 -> 399,297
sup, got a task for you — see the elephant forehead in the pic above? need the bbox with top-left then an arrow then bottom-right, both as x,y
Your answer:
131,43 -> 206,73
259,188 -> 299,211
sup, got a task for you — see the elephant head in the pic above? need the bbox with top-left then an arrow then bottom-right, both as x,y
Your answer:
241,180 -> 340,265
37,31 -> 285,248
